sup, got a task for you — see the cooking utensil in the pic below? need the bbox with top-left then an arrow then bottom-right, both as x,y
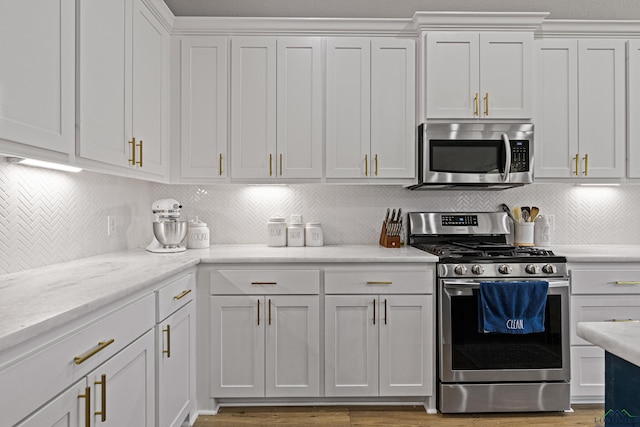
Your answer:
500,203 -> 515,222
512,206 -> 522,222
384,208 -> 390,224
521,206 -> 530,222
529,206 -> 540,222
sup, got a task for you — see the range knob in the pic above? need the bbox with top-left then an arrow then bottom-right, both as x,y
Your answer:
454,265 -> 468,276
471,264 -> 485,275
498,264 -> 513,275
525,264 -> 540,274
542,264 -> 558,274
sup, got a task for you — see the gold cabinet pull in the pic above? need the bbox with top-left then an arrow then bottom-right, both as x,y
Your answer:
611,319 -> 640,322
366,281 -> 393,285
163,324 -> 171,358
129,138 -> 136,165
365,154 -> 368,177
137,139 -> 143,167
219,153 -> 223,176
74,339 -> 115,365
484,93 -> 489,116
280,153 -> 283,176
583,153 -> 589,176
251,281 -> 277,285
574,154 -> 579,176
78,387 -> 91,427
173,289 -> 192,300
269,154 -> 273,176
474,93 -> 479,116
95,374 -> 107,422
615,281 -> 640,285
268,299 -> 272,325
384,299 -> 388,325
257,299 -> 260,325
374,154 -> 379,176
372,299 -> 376,325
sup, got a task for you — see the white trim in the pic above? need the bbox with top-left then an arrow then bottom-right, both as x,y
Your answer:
538,20 -> 640,38
413,11 -> 549,32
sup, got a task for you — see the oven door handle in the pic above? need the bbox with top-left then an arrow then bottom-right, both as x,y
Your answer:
501,134 -> 511,183
443,279 -> 569,290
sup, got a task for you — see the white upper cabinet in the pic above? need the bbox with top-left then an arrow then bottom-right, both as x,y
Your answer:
231,37 -> 322,180
425,32 -> 532,120
78,0 -> 169,181
627,40 -> 640,178
179,37 -> 228,181
326,38 -> 415,179
0,0 -> 74,158
535,39 -> 625,179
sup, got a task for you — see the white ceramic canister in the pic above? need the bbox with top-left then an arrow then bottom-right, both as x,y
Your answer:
287,223 -> 304,247
514,222 -> 535,246
305,221 -> 323,247
187,218 -> 210,249
267,216 -> 287,247
534,215 -> 551,247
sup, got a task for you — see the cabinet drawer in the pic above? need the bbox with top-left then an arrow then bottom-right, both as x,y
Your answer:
157,271 -> 195,322
570,295 -> 640,345
210,269 -> 320,295
0,293 -> 154,427
570,345 -> 604,400
571,268 -> 640,294
325,265 -> 433,294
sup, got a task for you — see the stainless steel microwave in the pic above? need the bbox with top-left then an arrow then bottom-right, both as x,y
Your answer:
407,123 -> 534,190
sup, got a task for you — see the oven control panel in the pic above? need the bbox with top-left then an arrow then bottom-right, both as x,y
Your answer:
441,215 -> 478,227
439,262 -> 567,278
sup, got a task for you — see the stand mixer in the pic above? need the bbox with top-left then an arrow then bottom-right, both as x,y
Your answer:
146,199 -> 188,253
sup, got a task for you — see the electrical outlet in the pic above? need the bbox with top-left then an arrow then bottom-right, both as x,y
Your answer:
290,214 -> 302,224
546,214 -> 556,231
107,216 -> 115,236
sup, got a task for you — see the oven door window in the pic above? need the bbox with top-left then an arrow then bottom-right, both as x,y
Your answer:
450,291 -> 563,370
430,140 -> 505,174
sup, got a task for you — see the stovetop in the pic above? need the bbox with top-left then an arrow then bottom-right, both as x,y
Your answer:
411,241 -> 563,264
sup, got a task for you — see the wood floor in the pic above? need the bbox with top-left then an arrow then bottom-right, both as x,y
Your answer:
193,404 -> 604,426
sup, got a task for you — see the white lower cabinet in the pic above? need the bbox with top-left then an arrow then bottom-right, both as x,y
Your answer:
325,294 -> 432,397
569,263 -> 640,402
156,272 -> 197,427
16,379 -> 86,427
210,294 -> 320,398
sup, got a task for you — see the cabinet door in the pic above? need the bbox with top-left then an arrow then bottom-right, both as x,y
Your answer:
89,330 -> 155,427
629,40 -> 640,178
578,40 -> 626,178
534,40 -> 579,178
571,345 -> 604,399
480,32 -> 533,119
180,37 -> 228,180
0,0 -> 74,155
131,0 -> 168,178
210,296 -> 265,397
276,38 -> 322,179
379,295 -> 432,396
78,0 -> 132,167
231,37 -> 277,179
16,379 -> 86,427
371,39 -> 415,179
326,38 -> 371,178
425,32 -> 479,119
157,302 -> 195,427
325,295 -> 378,396
265,295 -> 320,397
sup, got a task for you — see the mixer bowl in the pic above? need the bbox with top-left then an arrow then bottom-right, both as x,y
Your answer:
153,221 -> 188,248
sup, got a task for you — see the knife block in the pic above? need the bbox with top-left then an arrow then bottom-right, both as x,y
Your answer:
379,222 -> 401,248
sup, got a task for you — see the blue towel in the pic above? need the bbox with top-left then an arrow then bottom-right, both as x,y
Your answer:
478,281 -> 549,334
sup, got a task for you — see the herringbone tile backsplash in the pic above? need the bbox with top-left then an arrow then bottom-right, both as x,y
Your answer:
2,159 -> 640,275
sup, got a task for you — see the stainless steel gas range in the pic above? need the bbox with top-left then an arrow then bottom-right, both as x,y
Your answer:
408,211 -> 571,414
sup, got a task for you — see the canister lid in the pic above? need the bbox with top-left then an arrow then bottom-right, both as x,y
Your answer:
269,216 -> 286,222
306,221 -> 321,227
189,217 -> 207,228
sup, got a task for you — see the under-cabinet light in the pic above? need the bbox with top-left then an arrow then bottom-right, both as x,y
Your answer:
575,183 -> 621,187
6,157 -> 82,173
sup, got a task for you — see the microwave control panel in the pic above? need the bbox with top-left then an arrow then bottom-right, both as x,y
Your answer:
510,140 -> 530,172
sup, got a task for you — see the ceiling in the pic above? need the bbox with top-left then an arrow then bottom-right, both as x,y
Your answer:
163,0 -> 640,20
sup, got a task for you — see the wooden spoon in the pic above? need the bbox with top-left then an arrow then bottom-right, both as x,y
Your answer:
512,206 -> 522,222
529,206 -> 540,222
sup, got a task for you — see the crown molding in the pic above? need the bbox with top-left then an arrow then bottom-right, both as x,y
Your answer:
538,20 -> 640,38
171,16 -> 416,37
142,0 -> 176,32
412,11 -> 549,32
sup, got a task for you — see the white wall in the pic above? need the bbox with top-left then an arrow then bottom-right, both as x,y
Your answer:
2,159 -> 639,275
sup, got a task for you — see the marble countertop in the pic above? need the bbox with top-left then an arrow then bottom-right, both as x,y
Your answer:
0,245 -> 435,355
553,245 -> 640,262
577,321 -> 640,367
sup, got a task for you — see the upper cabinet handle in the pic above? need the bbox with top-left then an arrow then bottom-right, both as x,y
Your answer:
269,154 -> 273,176
365,154 -> 368,177
583,154 -> 589,176
129,138 -> 136,165
574,154 -> 579,176
484,93 -> 489,116
474,93 -> 479,116
374,154 -> 378,176
615,281 -> 640,285
219,153 -> 223,176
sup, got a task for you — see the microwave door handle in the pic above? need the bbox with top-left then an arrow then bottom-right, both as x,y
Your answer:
502,134 -> 511,182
